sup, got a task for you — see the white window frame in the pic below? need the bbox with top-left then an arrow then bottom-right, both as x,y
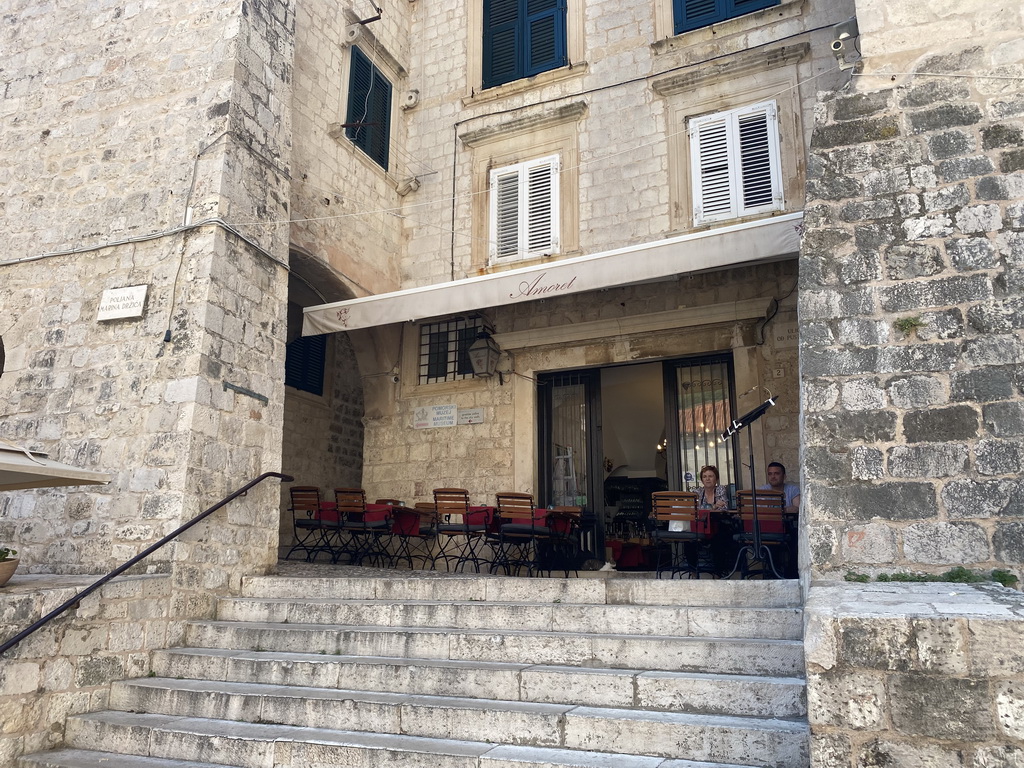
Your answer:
488,154 -> 561,262
689,100 -> 783,225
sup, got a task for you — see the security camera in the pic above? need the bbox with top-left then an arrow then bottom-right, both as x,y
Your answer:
830,17 -> 859,71
391,374 -> 400,383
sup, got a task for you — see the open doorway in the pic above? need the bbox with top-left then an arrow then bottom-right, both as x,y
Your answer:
538,354 -> 738,564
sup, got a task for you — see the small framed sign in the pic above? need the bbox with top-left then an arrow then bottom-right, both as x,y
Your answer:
97,285 -> 148,321
457,407 -> 484,425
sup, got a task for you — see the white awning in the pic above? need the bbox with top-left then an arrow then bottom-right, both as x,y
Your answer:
303,212 -> 803,335
0,442 -> 112,492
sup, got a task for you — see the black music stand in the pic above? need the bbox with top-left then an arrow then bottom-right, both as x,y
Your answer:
721,396 -> 781,578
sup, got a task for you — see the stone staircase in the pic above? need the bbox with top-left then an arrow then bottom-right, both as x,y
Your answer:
19,573 -> 809,768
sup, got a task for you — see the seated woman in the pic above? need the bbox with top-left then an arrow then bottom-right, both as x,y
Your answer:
696,465 -> 728,510
696,464 -> 734,575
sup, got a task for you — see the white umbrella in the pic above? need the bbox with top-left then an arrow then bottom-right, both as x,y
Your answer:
0,441 -> 111,491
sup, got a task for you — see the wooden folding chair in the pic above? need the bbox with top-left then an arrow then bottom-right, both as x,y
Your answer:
490,492 -> 550,577
431,488 -> 492,572
333,488 -> 391,566
650,491 -> 714,579
285,486 -> 331,562
732,490 -> 792,579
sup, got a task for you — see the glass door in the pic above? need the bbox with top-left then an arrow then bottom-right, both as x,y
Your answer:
538,370 -> 602,558
663,354 -> 738,502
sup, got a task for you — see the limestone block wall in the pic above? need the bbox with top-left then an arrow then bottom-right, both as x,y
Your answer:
799,41 -> 1024,580
288,0 -> 411,297
0,575 -> 172,765
805,583 -> 1024,768
1,0 -> 293,597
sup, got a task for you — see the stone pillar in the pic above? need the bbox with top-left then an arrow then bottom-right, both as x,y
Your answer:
800,44 -> 1024,581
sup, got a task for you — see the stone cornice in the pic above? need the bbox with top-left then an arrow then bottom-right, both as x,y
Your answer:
341,9 -> 407,79
651,41 -> 809,96
458,101 -> 588,148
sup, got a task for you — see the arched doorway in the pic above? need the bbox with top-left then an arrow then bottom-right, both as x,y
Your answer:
277,250 -> 365,558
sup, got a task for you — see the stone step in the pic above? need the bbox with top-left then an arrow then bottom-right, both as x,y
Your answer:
110,676 -> 808,754
241,574 -> 802,608
18,748 -> 241,768
19,747 -> 759,768
64,709 -> 806,768
184,620 -> 805,676
152,647 -> 807,717
214,597 -> 803,639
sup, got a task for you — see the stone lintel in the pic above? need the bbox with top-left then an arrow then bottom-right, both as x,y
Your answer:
458,101 -> 589,148
651,41 -> 809,97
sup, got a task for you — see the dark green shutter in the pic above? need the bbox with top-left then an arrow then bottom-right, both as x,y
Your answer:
346,47 -> 392,170
285,334 -> 327,396
483,0 -> 521,88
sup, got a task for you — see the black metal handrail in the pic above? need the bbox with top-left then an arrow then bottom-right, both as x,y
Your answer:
0,471 -> 293,656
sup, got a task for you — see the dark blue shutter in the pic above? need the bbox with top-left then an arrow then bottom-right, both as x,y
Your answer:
732,0 -> 778,13
368,68 -> 392,169
346,47 -> 391,169
484,0 -> 566,89
285,334 -> 327,396
524,0 -> 566,77
674,0 -> 778,34
483,0 -> 521,88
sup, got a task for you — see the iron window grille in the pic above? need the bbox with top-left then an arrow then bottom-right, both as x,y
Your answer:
418,317 -> 486,384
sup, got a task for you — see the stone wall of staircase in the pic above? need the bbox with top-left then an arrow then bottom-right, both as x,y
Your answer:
805,582 -> 1024,767
0,575 -> 173,765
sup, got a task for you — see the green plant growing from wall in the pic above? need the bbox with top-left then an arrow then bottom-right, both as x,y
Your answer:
893,316 -> 927,336
845,567 -> 1019,588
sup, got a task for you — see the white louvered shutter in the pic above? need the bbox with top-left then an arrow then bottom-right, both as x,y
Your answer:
489,154 -> 559,261
690,100 -> 783,225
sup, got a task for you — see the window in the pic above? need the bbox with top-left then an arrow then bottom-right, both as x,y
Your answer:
483,0 -> 567,89
689,100 -> 783,225
418,318 -> 484,384
346,47 -> 392,170
489,154 -> 560,261
673,0 -> 778,34
285,334 -> 327,396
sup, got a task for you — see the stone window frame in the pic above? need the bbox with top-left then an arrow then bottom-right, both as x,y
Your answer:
464,0 -> 587,104
334,19 -> 407,181
461,101 -> 585,272
655,43 -> 807,233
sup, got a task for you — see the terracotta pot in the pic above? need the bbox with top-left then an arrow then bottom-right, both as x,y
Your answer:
0,559 -> 19,587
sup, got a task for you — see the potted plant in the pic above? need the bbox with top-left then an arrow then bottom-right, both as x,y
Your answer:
0,547 -> 18,587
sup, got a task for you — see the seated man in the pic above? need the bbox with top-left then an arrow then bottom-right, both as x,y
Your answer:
759,461 -> 800,515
